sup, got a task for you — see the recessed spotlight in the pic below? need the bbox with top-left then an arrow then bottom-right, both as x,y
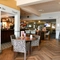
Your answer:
38,9 -> 44,12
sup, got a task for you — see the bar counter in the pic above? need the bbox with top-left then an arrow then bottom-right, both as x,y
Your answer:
1,29 -> 14,44
1,29 -> 28,44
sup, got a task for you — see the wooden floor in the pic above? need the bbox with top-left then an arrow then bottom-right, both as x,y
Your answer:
0,39 -> 60,60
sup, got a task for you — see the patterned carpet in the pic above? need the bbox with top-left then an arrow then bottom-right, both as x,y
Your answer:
1,42 -> 12,50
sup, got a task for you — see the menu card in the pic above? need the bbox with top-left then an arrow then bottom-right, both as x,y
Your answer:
21,31 -> 26,38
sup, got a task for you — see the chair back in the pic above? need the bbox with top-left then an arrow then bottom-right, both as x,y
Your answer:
13,40 -> 26,53
31,35 -> 40,46
30,30 -> 36,34
35,36 -> 40,45
10,35 -> 16,39
10,35 -> 16,45
25,30 -> 30,34
45,31 -> 50,35
36,35 -> 40,40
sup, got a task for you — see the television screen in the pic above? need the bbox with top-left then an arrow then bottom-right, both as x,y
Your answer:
44,23 -> 50,27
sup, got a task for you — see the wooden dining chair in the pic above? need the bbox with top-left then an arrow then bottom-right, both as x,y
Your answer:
13,39 -> 30,60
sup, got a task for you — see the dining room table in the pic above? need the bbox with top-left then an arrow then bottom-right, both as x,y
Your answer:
16,35 -> 37,54
17,35 -> 37,41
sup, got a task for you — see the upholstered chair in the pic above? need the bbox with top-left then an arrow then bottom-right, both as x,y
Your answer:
45,31 -> 50,40
10,35 -> 16,46
25,30 -> 30,34
31,35 -> 40,50
13,39 -> 30,60
30,30 -> 36,35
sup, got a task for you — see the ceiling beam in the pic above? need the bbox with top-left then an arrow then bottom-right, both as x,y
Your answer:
15,0 -> 53,16
15,0 -> 53,6
20,6 -> 40,16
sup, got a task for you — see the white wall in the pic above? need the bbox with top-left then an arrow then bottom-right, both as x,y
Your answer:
22,12 -> 60,20
22,11 -> 60,39
56,17 -> 60,39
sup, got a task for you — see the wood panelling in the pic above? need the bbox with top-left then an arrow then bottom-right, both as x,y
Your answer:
1,30 -> 14,43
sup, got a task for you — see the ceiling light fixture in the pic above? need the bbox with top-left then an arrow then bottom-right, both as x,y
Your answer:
38,9 -> 44,11
38,21 -> 40,23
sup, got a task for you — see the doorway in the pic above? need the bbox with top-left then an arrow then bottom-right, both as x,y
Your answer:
0,4 -> 20,53
1,11 -> 15,50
